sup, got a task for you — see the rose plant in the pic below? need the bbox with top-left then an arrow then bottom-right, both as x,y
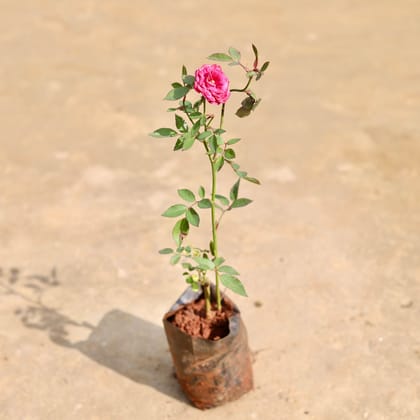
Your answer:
151,45 -> 269,318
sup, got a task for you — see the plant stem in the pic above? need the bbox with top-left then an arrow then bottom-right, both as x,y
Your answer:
230,76 -> 253,93
220,103 -> 225,130
210,159 -> 222,311
203,279 -> 211,318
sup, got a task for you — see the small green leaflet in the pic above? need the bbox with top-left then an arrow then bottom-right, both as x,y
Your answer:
230,179 -> 240,201
244,176 -> 261,185
175,115 -> 188,132
177,189 -> 195,202
213,257 -> 225,266
227,138 -> 241,145
172,218 -> 189,247
218,265 -> 239,275
182,75 -> 195,87
193,257 -> 215,270
261,61 -> 270,72
224,148 -> 235,160
150,128 -> 177,138
158,248 -> 173,255
231,198 -> 253,208
162,204 -> 187,217
228,46 -> 241,62
215,194 -> 229,206
164,86 -> 190,101
186,208 -> 200,227
170,254 -> 181,265
198,199 -> 212,209
221,274 -> 247,296
214,156 -> 224,172
207,53 -> 232,62
197,130 -> 212,140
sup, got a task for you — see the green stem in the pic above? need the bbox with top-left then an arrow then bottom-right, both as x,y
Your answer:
230,76 -> 254,93
210,159 -> 221,311
220,103 -> 225,130
202,276 -> 211,318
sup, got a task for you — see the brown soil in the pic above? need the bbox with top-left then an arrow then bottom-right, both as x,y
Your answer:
169,297 -> 235,340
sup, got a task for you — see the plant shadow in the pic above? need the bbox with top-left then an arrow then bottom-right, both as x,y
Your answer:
0,267 -> 187,404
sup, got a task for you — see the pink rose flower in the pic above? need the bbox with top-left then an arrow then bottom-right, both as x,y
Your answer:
194,64 -> 231,105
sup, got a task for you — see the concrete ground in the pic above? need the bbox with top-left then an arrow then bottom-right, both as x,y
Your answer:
1,1 -> 419,419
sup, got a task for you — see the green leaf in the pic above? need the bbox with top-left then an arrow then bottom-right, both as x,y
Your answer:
218,265 -> 240,275
215,194 -> 229,206
230,179 -> 240,201
228,46 -> 241,62
177,189 -> 195,202
182,75 -> 195,87
198,198 -> 212,209
182,65 -> 187,76
150,128 -> 178,138
236,107 -> 251,118
227,138 -> 241,145
172,82 -> 183,88
260,61 -> 270,72
197,130 -> 212,140
231,198 -> 252,208
224,148 -> 236,160
191,119 -> 202,136
172,220 -> 182,247
216,135 -> 224,146
221,275 -> 247,296
173,137 -> 184,151
207,53 -> 232,62
182,133 -> 195,151
172,218 -> 189,247
180,218 -> 189,234
158,248 -> 173,255
237,170 -> 248,178
213,257 -> 225,266
244,176 -> 261,185
230,198 -> 252,209
208,135 -> 218,154
209,240 -> 215,256
182,262 -> 193,270
252,44 -> 259,68
188,111 -> 202,119
170,254 -> 181,265
214,156 -> 224,172
214,128 -> 226,135
193,98 -> 203,109
162,204 -> 187,217
198,186 -> 205,199
186,276 -> 200,291
193,257 -> 215,270
175,115 -> 188,132
186,207 -> 200,227
164,86 -> 190,101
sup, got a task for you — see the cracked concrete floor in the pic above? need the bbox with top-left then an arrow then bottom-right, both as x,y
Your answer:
1,1 -> 420,419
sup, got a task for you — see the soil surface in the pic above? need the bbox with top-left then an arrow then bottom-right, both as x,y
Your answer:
1,1 -> 420,419
169,297 -> 234,340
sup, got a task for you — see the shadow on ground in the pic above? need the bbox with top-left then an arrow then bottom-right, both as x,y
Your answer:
0,267 -> 187,404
